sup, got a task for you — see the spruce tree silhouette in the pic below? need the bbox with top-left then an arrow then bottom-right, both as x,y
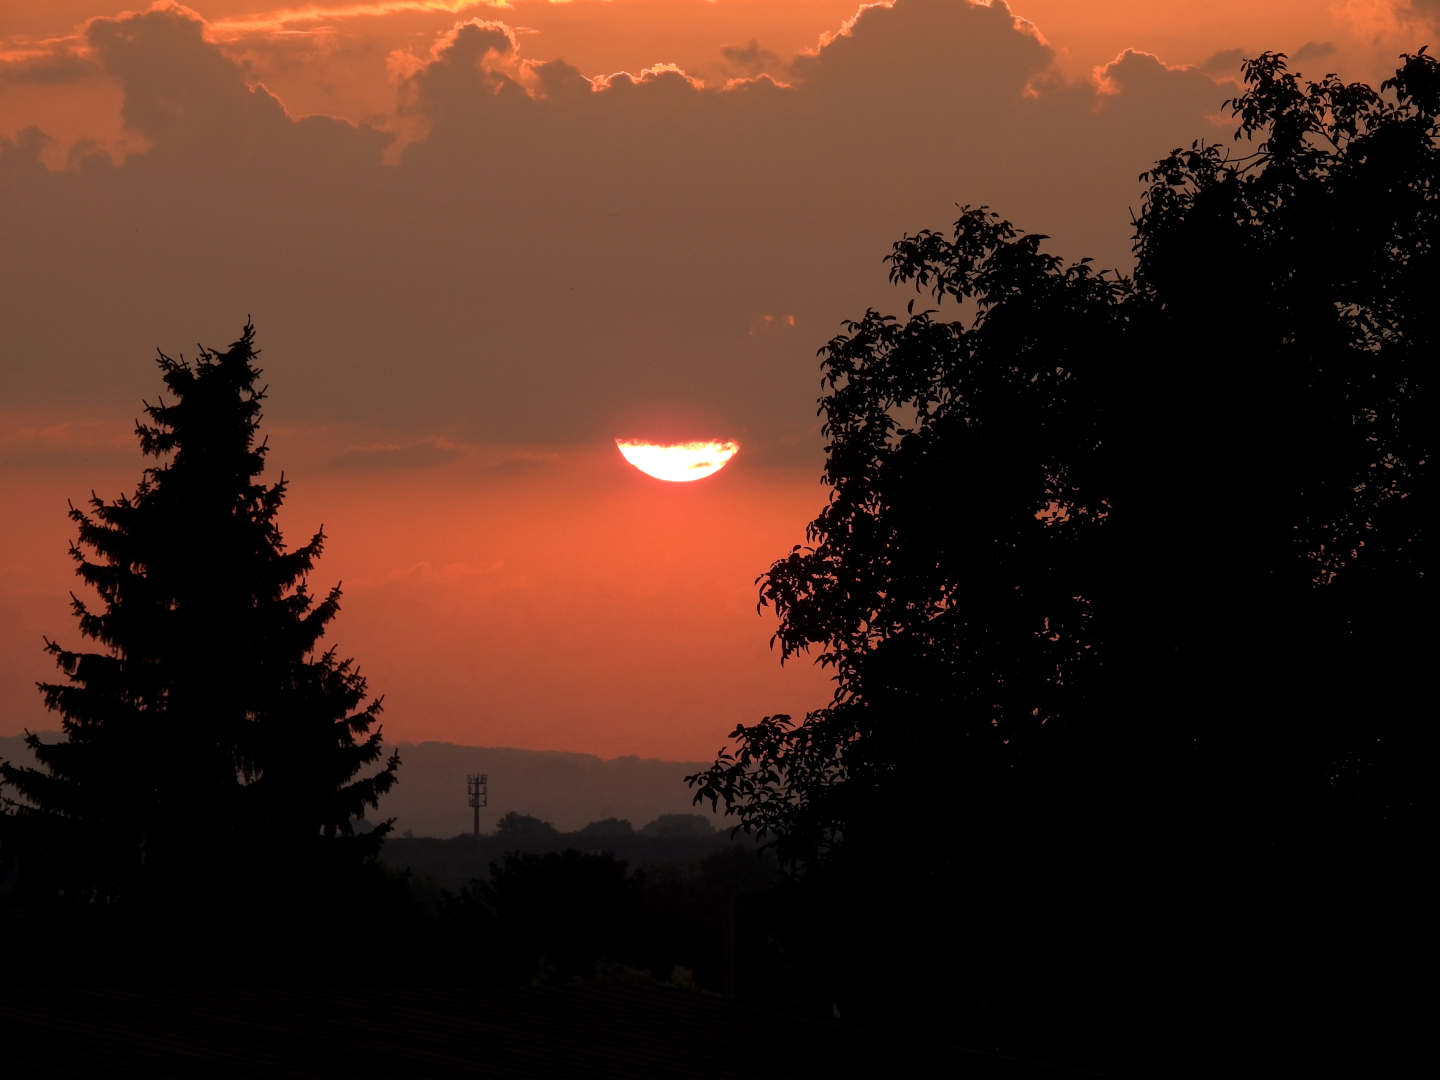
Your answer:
0,323 -> 398,969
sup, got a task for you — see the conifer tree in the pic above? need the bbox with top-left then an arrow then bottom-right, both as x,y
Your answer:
0,323 -> 398,925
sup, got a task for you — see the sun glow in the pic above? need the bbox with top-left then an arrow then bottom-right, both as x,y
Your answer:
616,439 -> 739,482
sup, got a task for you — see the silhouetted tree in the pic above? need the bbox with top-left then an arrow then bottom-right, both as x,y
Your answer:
493,811 -> 560,842
687,52 -> 1431,1069
691,47 -> 1432,872
639,814 -> 715,838
0,324 -> 398,943
575,817 -> 635,840
689,207 -> 1127,868
1123,50 -> 1433,834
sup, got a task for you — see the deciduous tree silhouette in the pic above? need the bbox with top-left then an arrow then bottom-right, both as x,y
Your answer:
0,323 -> 398,954
688,51 -> 1431,1070
689,209 -> 1127,869
1124,50 -> 1432,835
692,46 -> 1431,875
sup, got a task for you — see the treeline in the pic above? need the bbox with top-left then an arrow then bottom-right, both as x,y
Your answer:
383,814 -> 783,996
381,812 -> 740,891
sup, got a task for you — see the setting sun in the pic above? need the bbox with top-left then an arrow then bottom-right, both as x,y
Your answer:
616,439 -> 739,482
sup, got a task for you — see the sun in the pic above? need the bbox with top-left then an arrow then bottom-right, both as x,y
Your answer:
616,439 -> 739,482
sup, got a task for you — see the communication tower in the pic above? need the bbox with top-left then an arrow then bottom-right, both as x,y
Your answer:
467,772 -> 488,843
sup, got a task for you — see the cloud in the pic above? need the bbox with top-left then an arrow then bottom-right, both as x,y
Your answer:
326,436 -> 557,470
86,4 -> 294,144
1093,48 -> 1221,106
1294,40 -> 1339,62
0,0 -> 1228,453
0,49 -> 97,85
487,451 -> 559,470
330,440 -> 465,469
208,1 -> 495,37
1199,47 -> 1246,76
0,417 -> 134,466
720,39 -> 783,76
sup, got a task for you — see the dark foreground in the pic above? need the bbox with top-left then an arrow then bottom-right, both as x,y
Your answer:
0,987 -> 1101,1080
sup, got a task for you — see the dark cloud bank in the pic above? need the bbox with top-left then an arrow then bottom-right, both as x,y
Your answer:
1,0 -> 1224,451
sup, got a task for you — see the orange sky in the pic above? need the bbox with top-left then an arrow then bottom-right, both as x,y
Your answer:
1,425 -> 833,759
1,1 -> 1433,758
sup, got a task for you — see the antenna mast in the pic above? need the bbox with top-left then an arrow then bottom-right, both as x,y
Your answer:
467,772 -> 488,846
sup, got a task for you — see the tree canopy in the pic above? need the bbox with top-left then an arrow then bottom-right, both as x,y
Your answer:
689,209 -> 1126,867
683,49 -> 1431,1067
1123,49 -> 1432,830
691,48 -> 1432,866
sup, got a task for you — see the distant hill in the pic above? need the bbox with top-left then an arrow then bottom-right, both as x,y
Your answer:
0,734 -> 722,838
380,741 -> 723,837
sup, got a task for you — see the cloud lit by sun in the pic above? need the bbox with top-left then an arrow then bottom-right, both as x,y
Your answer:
616,439 -> 739,482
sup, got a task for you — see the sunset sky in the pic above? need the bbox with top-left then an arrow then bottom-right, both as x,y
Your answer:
2,0 -> 1433,760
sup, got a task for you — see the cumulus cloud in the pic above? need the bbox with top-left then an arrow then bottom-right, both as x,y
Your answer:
87,5 -> 296,146
1,0 -> 1229,454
